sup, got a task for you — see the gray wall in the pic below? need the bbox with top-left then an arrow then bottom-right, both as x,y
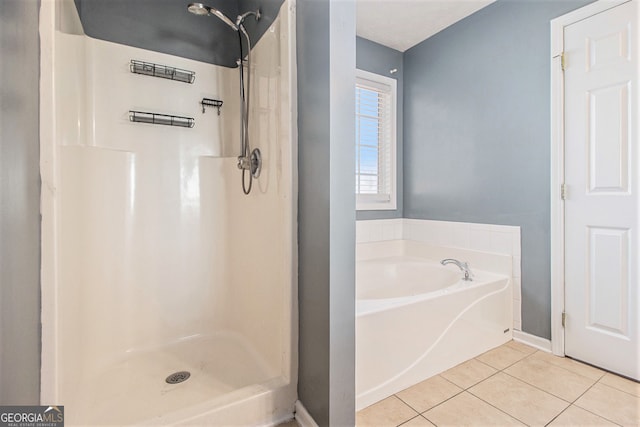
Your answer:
0,0 -> 41,404
73,0 -> 283,67
297,0 -> 355,424
355,37 -> 403,220
403,0 -> 593,339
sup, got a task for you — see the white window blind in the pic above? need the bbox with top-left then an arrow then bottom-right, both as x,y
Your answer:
355,70 -> 396,210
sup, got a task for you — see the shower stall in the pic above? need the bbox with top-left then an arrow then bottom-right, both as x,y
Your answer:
39,0 -> 297,425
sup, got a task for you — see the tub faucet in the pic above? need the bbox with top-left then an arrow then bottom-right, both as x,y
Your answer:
441,259 -> 473,281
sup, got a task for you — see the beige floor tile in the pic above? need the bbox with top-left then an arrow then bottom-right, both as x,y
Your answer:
548,405 -> 617,426
529,351 -> 605,381
574,382 -> 640,426
276,420 -> 299,427
504,340 -> 537,355
422,391 -> 524,426
599,372 -> 640,397
357,396 -> 419,427
441,358 -> 497,389
395,375 -> 462,413
469,372 -> 569,426
399,415 -> 435,426
504,356 -> 596,402
476,345 -> 530,370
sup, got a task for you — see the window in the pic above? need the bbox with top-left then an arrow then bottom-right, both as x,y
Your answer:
355,69 -> 397,210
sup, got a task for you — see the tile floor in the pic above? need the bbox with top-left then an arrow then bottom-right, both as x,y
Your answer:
356,340 -> 640,427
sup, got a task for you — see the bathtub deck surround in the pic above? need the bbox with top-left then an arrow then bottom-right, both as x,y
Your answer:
357,219 -> 522,330
356,239 -> 513,410
356,340 -> 640,427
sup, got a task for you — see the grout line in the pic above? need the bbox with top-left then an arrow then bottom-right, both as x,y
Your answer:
544,404 -> 572,426
432,390 -> 527,427
446,346 -> 595,426
389,394 -> 421,418
595,375 -> 640,398
500,369 -> 575,404
473,357 -> 496,370
439,374 -> 466,390
394,374 -> 466,415
466,370 -> 571,426
392,393 -> 425,417
500,353 -> 619,409
572,381 -> 635,426
414,389 -> 467,416
534,353 -> 607,382
462,369 -> 502,392
474,392 -> 562,427
565,355 -> 618,376
497,350 -> 590,404
476,350 -> 530,372
396,414 -> 428,427
544,403 -> 624,427
370,342 -> 635,427
515,350 -> 606,384
504,340 -> 538,354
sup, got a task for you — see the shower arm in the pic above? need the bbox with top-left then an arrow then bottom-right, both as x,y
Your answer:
236,10 -> 261,27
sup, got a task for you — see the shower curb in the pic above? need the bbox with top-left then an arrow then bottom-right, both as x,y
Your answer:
294,400 -> 319,427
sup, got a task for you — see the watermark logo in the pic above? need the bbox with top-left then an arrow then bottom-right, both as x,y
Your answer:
0,406 -> 64,427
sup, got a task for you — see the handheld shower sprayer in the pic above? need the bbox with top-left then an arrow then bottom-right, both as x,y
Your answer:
187,3 -> 238,30
187,2 -> 262,195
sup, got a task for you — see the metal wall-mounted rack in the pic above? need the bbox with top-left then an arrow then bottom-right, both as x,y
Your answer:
129,111 -> 195,128
130,60 -> 196,84
201,98 -> 223,115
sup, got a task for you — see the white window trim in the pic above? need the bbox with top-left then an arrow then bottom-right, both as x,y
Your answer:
356,69 -> 397,211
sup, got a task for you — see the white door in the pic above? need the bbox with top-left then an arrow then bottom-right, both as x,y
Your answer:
564,0 -> 639,380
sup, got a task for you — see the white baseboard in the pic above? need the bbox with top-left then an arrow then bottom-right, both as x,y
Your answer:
295,400 -> 319,427
513,330 -> 552,352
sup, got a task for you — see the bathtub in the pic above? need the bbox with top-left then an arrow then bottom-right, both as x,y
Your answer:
356,240 -> 512,410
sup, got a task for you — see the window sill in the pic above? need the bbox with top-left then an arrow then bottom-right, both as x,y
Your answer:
356,200 -> 397,211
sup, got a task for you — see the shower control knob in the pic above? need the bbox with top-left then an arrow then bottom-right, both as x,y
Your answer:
237,156 -> 251,170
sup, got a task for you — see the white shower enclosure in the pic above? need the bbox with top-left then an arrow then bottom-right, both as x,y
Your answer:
39,0 -> 297,425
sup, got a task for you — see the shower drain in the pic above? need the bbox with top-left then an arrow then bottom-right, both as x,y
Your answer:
165,371 -> 191,384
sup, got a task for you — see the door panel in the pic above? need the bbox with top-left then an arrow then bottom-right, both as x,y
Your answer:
588,82 -> 630,193
586,226 -> 629,337
564,0 -> 639,380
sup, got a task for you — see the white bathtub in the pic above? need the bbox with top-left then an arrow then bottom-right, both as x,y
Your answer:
356,240 -> 513,410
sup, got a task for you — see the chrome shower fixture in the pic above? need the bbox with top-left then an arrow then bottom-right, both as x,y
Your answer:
187,3 -> 238,31
236,10 -> 261,27
187,3 -> 261,31
187,2 -> 262,195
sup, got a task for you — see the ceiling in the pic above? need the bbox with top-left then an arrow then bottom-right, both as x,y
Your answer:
356,0 -> 496,52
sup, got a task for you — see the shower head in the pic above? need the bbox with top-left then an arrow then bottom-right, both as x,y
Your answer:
187,2 -> 209,15
187,3 -> 238,31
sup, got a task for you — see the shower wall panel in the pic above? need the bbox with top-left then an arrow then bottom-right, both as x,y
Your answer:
42,0 -> 295,423
48,11 -> 292,409
223,12 -> 293,379
55,35 -> 239,382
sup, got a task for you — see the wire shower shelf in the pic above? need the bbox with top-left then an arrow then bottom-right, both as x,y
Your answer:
130,60 -> 195,84
129,111 -> 195,128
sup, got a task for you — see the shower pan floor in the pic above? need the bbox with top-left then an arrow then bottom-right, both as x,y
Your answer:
68,332 -> 276,426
